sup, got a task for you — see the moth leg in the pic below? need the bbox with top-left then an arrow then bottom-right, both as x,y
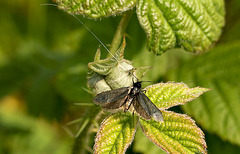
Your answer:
124,97 -> 134,112
123,96 -> 130,113
123,88 -> 132,112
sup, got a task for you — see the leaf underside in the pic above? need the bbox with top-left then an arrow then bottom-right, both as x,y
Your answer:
140,110 -> 207,154
94,112 -> 139,154
137,0 -> 225,54
144,82 -> 209,110
54,0 -> 137,18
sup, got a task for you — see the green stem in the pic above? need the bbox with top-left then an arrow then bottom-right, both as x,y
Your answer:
108,10 -> 133,58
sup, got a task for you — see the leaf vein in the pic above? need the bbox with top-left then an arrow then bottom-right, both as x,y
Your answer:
176,0 -> 211,42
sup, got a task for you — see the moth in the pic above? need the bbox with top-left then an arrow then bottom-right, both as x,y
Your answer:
93,80 -> 164,122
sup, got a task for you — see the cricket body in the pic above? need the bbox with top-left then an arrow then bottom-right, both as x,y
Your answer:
93,80 -> 164,122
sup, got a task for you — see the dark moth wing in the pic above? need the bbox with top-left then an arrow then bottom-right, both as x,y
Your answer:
136,91 -> 163,122
93,87 -> 130,108
101,96 -> 128,110
132,97 -> 151,120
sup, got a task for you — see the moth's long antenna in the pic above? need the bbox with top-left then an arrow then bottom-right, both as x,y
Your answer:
69,13 -> 139,80
70,14 -> 119,62
41,3 -> 138,80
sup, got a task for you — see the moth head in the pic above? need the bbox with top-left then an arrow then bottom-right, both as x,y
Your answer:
133,81 -> 142,89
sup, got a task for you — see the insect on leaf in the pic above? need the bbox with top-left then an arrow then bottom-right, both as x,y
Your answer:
93,81 -> 164,122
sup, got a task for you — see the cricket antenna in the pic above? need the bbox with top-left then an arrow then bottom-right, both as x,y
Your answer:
41,3 -> 137,79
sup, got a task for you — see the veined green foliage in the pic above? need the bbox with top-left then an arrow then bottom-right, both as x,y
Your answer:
137,0 -> 225,54
94,112 -> 139,154
92,81 -> 208,153
54,0 -> 225,54
140,110 -> 207,154
53,0 -> 137,18
169,42 -> 240,145
88,38 -> 209,153
145,82 -> 209,110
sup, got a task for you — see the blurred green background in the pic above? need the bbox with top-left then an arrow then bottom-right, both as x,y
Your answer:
0,0 -> 240,154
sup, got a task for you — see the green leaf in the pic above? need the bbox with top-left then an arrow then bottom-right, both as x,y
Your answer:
144,82 -> 209,110
94,112 -> 138,153
136,0 -> 225,54
140,110 -> 207,154
54,0 -> 137,18
168,42 -> 240,145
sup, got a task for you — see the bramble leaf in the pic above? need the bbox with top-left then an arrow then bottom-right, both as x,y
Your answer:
144,82 -> 209,110
55,0 -> 225,54
140,110 -> 207,154
137,0 -> 225,54
169,42 -> 240,145
94,112 -> 139,153
54,0 -> 137,18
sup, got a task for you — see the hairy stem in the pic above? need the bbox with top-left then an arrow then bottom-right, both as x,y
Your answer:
108,10 -> 133,58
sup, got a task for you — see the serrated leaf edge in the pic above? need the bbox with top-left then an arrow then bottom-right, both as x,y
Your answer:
94,113 -> 139,153
144,82 -> 210,110
140,110 -> 207,154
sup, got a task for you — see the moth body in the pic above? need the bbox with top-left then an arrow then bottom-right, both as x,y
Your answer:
93,81 -> 163,122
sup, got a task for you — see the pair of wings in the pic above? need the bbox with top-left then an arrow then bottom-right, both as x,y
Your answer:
93,87 -> 163,122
